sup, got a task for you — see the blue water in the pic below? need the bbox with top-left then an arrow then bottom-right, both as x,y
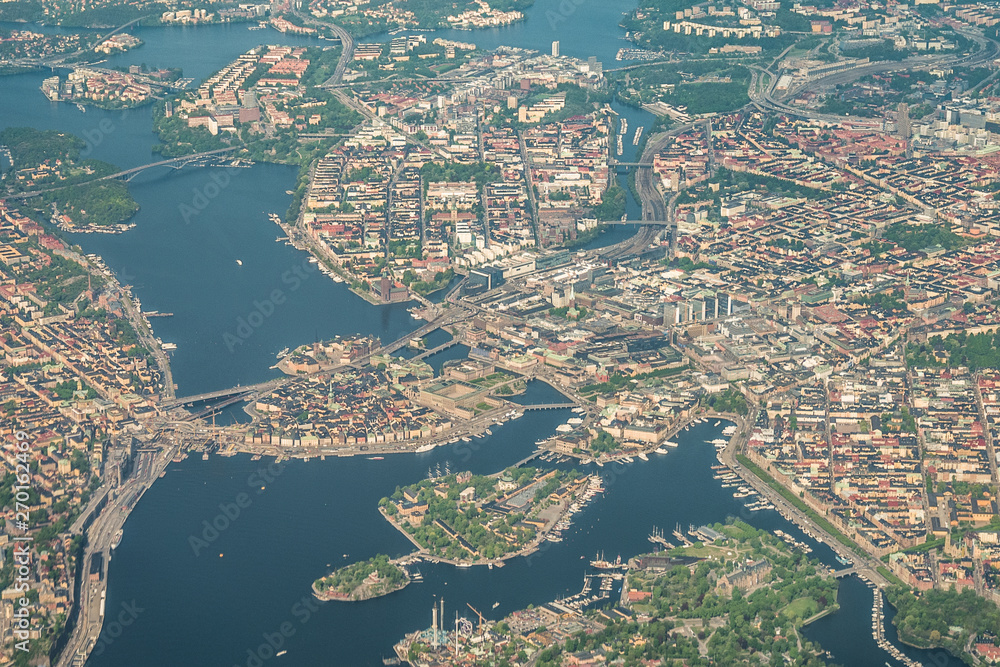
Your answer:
0,14 -> 965,667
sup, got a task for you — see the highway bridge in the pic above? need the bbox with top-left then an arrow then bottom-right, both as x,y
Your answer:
411,338 -> 461,360
7,147 -> 242,198
603,219 -> 673,226
609,161 -> 654,168
160,378 -> 282,410
521,403 -> 577,411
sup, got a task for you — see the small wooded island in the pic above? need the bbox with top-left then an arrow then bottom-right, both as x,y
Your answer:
312,554 -> 410,602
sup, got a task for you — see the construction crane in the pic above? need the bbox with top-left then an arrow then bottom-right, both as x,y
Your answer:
466,602 -> 485,635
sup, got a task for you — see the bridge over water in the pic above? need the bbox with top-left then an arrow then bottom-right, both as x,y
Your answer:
7,147 -> 242,198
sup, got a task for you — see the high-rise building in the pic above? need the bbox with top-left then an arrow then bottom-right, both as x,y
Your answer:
897,102 -> 911,140
551,40 -> 560,57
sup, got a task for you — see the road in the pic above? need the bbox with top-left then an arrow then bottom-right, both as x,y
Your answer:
750,26 -> 998,123
717,412 -> 892,590
57,447 -> 174,667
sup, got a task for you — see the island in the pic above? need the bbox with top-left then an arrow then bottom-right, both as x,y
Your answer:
380,466 -> 596,565
312,554 -> 410,601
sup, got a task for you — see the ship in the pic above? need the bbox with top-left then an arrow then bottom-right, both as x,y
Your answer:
590,552 -> 622,570
492,601 -> 500,609
236,259 -> 243,266
111,529 -> 123,550
368,456 -> 384,460
277,347 -> 290,359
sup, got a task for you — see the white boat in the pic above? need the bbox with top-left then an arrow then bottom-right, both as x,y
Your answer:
236,259 -> 243,266
415,443 -> 436,453
276,650 -> 287,657
654,447 -> 668,454
664,441 -> 678,447
637,452 -> 648,461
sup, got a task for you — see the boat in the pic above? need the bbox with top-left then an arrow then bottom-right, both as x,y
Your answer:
714,420 -> 721,426
367,456 -> 384,460
637,452 -> 648,461
456,563 -> 471,569
415,443 -> 436,453
276,650 -> 287,657
664,441 -> 678,447
654,447 -> 668,454
111,529 -> 123,550
492,601 -> 500,609
276,347 -> 290,359
76,102 -> 86,113
590,553 -> 623,570
236,259 -> 243,266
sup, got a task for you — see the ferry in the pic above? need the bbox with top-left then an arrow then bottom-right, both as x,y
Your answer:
415,443 -> 436,453
161,342 -> 177,351
367,456 -> 384,461
111,529 -> 123,550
